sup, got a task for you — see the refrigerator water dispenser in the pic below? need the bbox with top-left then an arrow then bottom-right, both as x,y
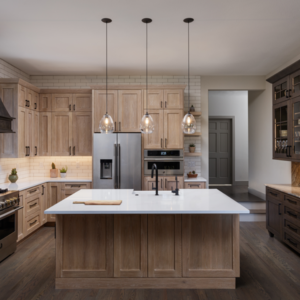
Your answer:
100,160 -> 112,179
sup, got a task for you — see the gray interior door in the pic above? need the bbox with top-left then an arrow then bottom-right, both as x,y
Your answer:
209,119 -> 232,184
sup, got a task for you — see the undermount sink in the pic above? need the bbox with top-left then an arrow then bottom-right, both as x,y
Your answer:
133,190 -> 179,196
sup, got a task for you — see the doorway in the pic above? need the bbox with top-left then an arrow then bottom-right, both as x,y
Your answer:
209,118 -> 232,184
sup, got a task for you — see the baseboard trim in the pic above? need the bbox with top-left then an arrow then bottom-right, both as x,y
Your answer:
248,188 -> 266,200
233,181 -> 249,186
56,278 -> 236,289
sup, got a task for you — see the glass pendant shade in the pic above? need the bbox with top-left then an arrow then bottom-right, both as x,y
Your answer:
99,113 -> 114,134
181,112 -> 196,134
140,113 -> 154,134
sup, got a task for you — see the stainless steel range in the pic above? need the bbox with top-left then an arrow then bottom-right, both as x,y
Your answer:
144,150 -> 184,176
0,188 -> 22,262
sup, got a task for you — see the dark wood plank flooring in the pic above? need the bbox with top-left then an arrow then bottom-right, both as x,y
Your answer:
1,222 -> 300,300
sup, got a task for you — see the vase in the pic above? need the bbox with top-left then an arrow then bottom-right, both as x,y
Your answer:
50,169 -> 58,178
60,173 -> 67,178
8,174 -> 18,183
189,147 -> 195,153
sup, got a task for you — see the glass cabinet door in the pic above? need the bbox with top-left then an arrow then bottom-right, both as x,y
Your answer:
292,97 -> 300,159
273,77 -> 290,104
290,70 -> 300,99
273,102 -> 290,159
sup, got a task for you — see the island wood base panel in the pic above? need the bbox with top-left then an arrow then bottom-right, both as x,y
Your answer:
55,214 -> 240,289
55,278 -> 235,289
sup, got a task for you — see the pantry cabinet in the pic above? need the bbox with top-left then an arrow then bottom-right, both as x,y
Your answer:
39,112 -> 52,156
164,110 -> 183,149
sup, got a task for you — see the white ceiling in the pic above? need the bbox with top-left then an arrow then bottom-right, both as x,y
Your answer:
1,0 -> 300,76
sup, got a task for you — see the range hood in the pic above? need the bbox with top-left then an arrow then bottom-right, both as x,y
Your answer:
0,98 -> 15,133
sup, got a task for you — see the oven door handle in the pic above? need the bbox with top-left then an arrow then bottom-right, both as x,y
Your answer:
144,158 -> 184,161
0,206 -> 23,220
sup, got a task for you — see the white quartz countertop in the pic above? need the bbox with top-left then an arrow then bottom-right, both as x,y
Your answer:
0,177 -> 92,191
184,176 -> 207,182
45,189 -> 249,215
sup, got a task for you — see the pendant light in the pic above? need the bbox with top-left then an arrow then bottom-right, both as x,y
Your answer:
181,18 -> 196,134
99,18 -> 114,134
140,18 -> 154,134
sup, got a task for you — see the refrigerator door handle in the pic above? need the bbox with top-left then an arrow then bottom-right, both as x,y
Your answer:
118,144 -> 121,189
114,144 -> 118,189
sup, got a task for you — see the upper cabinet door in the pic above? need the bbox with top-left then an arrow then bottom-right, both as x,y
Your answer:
164,110 -> 183,149
33,111 -> 39,156
291,96 -> 300,160
164,90 -> 183,109
18,107 -> 26,157
72,111 -> 92,156
93,90 -> 118,132
72,94 -> 92,112
118,90 -> 142,132
290,70 -> 300,99
51,112 -> 72,156
52,94 -> 73,112
25,109 -> 34,156
39,112 -> 52,156
143,90 -> 163,110
39,94 -> 52,112
18,85 -> 26,108
273,77 -> 290,104
25,89 -> 34,110
143,110 -> 164,149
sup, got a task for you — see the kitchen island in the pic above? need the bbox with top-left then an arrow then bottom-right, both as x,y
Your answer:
45,189 -> 249,290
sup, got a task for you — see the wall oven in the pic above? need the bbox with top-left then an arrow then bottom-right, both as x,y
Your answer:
0,189 -> 22,262
144,150 -> 184,176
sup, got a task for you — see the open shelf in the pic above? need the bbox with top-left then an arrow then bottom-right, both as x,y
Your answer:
184,132 -> 201,137
184,152 -> 202,157
184,111 -> 202,116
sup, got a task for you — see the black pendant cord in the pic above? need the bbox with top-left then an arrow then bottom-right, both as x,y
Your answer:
106,22 -> 108,115
146,22 -> 148,114
188,22 -> 190,114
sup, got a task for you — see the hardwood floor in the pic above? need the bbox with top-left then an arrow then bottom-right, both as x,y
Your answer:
1,222 -> 300,300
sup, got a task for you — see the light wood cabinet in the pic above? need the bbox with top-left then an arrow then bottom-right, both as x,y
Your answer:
184,182 -> 206,189
164,176 -> 184,191
39,94 -> 52,112
143,90 -> 164,110
18,85 -> 26,108
33,111 -> 39,156
33,91 -> 39,111
18,107 -> 26,157
164,110 -> 183,149
72,94 -> 92,112
48,183 -> 62,222
118,90 -> 142,132
51,112 -> 72,156
93,90 -> 118,132
61,182 -> 91,200
39,112 -> 52,156
25,109 -> 34,156
52,94 -> 73,112
72,112 -> 92,156
144,176 -> 165,191
41,184 -> 48,224
144,176 -> 184,191
164,90 -> 183,109
24,193 -> 41,218
143,110 -> 164,149
17,191 -> 25,242
25,212 -> 41,236
25,88 -> 35,109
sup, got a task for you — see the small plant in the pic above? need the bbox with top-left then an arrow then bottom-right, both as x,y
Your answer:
60,166 -> 68,173
52,162 -> 56,169
189,143 -> 195,147
10,168 -> 17,175
192,170 -> 196,174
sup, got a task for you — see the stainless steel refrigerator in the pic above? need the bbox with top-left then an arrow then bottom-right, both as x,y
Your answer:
93,133 -> 141,190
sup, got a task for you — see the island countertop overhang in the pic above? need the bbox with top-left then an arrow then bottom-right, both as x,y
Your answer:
45,189 -> 250,214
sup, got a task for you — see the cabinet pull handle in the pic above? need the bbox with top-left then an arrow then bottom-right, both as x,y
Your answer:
73,104 -> 75,111
161,138 -> 163,148
29,189 -> 37,193
71,184 -> 81,188
161,178 -> 162,189
165,138 -> 167,148
119,122 -> 121,131
35,146 -> 37,156
287,198 -> 297,205
30,220 -> 37,226
278,203 -> 281,215
34,103 -> 37,109
73,146 -> 75,156
69,104 -> 71,111
287,145 -> 292,157
287,210 -> 297,218
286,90 -> 289,98
29,202 -> 37,208
42,185 -> 44,196
190,184 -> 200,187
287,238 -> 297,247
270,191 -> 278,197
287,224 -> 297,232
165,178 -> 167,187
25,146 -> 28,156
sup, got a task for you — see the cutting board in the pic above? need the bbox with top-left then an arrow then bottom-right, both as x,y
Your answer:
73,200 -> 122,205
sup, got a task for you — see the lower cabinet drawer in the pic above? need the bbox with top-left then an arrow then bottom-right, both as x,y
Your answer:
184,182 -> 206,189
284,194 -> 300,210
25,185 -> 41,199
62,182 -> 91,189
284,218 -> 300,238
283,231 -> 300,252
266,188 -> 283,201
284,206 -> 300,224
25,194 -> 41,217
25,213 -> 41,236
